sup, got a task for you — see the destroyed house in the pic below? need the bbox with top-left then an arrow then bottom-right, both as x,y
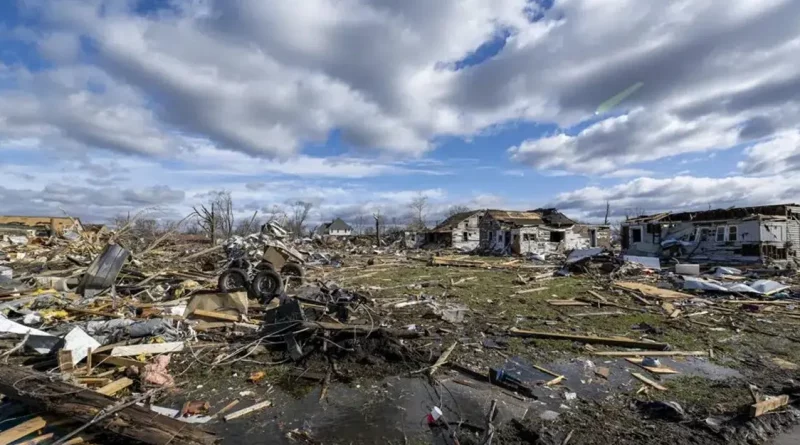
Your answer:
621,203 -> 800,263
0,216 -> 81,236
424,210 -> 484,250
479,209 -> 610,255
316,218 -> 352,237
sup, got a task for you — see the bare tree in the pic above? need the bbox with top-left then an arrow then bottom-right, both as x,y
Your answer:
234,211 -> 260,235
408,193 -> 429,230
604,201 -> 611,225
446,205 -> 471,218
192,190 -> 235,244
286,201 -> 314,238
354,214 -> 366,235
264,205 -> 287,226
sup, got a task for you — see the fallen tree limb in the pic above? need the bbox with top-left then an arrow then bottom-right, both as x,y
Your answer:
0,364 -> 217,445
508,328 -> 669,350
299,321 -> 424,339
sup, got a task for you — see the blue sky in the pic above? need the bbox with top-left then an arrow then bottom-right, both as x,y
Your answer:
1,0 -> 799,226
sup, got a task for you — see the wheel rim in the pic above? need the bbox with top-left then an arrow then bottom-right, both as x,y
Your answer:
225,273 -> 245,289
256,276 -> 276,294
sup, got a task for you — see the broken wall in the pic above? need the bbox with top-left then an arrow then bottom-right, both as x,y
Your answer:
623,217 -> 796,262
451,214 -> 481,251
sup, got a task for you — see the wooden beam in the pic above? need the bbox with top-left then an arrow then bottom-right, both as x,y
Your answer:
751,395 -> 789,417
592,350 -> 708,357
190,310 -> 239,322
508,328 -> 669,350
90,354 -> 146,369
223,400 -> 272,422
96,377 -> 133,396
110,342 -> 184,357
0,364 -> 217,445
0,416 -> 49,445
631,372 -> 667,391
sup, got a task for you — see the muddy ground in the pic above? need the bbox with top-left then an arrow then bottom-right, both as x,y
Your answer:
156,253 -> 800,444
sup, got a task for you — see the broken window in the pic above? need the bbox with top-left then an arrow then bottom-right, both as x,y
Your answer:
716,226 -> 725,242
695,228 -> 710,242
523,233 -> 537,241
728,225 -> 738,242
462,232 -> 469,241
489,232 -> 494,241
631,228 -> 642,243
550,231 -> 565,242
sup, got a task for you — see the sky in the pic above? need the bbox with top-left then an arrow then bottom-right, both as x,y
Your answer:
1,0 -> 800,228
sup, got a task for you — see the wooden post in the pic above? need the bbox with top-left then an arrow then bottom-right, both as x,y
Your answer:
0,365 -> 217,445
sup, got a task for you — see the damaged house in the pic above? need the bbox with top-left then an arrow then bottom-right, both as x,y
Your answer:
479,209 -> 611,255
423,210 -> 484,250
621,203 -> 800,263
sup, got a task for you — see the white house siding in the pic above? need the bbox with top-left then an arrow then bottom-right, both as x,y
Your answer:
623,217 -> 798,262
451,214 -> 481,251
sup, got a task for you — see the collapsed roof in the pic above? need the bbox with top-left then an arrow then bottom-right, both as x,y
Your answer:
626,203 -> 800,224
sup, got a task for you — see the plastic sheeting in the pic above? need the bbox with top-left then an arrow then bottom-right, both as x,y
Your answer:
623,255 -> 661,270
682,276 -> 790,295
565,248 -> 604,264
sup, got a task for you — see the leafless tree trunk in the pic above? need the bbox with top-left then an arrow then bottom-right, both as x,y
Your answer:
446,205 -> 471,218
408,192 -> 429,230
192,203 -> 216,244
604,201 -> 610,225
287,201 -> 314,238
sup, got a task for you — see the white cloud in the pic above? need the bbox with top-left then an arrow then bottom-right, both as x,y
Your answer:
738,130 -> 800,175
551,174 -> 800,220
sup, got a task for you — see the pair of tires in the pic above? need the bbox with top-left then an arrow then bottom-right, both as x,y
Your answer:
218,263 -> 304,303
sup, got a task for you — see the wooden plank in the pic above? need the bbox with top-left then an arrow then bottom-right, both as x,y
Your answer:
0,416 -> 48,445
213,400 -> 240,418
91,354 -> 147,369
110,342 -> 184,357
720,300 -> 794,305
190,309 -> 239,322
625,358 -> 679,374
0,364 -> 217,445
96,377 -> 134,396
615,282 -> 693,300
515,287 -> 549,295
532,364 -> 562,378
546,299 -> 592,306
631,372 -> 667,391
750,395 -> 789,417
593,350 -> 708,357
223,400 -> 272,421
508,328 -> 669,350
587,290 -> 608,302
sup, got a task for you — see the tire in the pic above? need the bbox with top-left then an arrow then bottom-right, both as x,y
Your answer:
252,269 -> 284,302
281,263 -> 305,284
218,268 -> 249,293
256,261 -> 276,272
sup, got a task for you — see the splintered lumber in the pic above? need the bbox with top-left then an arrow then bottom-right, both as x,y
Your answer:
615,282 -> 692,300
91,354 -> 146,369
0,416 -> 51,445
515,287 -> 548,295
300,321 -> 423,339
214,400 -> 240,418
631,372 -> 667,391
223,400 -> 272,421
720,300 -> 794,305
96,377 -> 133,396
592,350 -> 708,357
429,342 -> 458,376
547,299 -> 591,306
191,310 -> 239,322
0,364 -> 216,445
750,395 -> 789,417
110,342 -> 184,357
508,328 -> 669,350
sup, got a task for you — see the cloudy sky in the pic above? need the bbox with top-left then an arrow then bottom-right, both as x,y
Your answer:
2,0 -> 799,227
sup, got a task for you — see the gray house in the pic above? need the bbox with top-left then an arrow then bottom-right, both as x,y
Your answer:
317,218 -> 353,237
621,203 -> 800,263
425,210 -> 484,251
